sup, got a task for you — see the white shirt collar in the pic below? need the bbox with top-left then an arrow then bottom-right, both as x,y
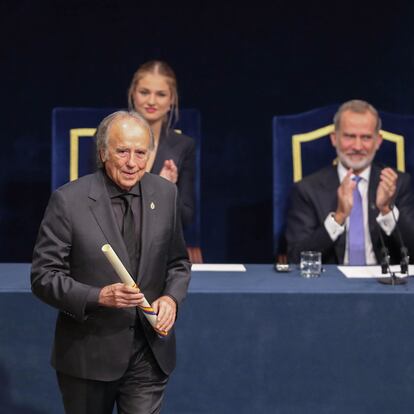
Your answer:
337,162 -> 371,184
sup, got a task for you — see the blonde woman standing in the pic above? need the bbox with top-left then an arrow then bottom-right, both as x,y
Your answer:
128,60 -> 195,227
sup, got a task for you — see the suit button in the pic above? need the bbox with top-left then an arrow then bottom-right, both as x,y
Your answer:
129,325 -> 135,330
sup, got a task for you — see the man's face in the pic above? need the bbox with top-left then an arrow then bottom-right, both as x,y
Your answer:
330,110 -> 382,174
101,117 -> 151,190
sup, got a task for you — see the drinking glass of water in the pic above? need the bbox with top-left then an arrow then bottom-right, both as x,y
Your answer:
300,251 -> 322,278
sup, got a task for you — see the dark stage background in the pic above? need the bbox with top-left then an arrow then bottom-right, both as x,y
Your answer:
1,1 -> 414,263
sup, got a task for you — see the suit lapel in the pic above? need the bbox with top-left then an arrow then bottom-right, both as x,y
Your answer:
368,164 -> 381,259
152,136 -> 168,174
137,173 -> 156,285
320,166 -> 346,263
319,167 -> 340,215
151,130 -> 178,174
88,171 -> 131,273
327,163 -> 382,264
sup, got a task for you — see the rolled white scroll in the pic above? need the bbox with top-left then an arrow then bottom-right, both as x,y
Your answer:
101,244 -> 167,336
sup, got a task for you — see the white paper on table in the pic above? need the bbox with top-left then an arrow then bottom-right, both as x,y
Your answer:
191,264 -> 246,272
338,265 -> 414,278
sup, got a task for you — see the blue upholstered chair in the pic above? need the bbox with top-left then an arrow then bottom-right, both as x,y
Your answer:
272,104 -> 414,257
51,107 -> 202,262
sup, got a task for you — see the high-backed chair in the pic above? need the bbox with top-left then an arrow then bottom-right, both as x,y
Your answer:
272,104 -> 414,257
52,107 -> 202,262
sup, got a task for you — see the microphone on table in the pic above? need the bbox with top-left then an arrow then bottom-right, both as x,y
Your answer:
376,164 -> 410,276
390,206 -> 410,275
378,228 -> 390,276
370,203 -> 407,285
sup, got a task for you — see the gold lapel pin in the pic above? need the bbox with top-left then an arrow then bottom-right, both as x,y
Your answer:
150,202 -> 155,210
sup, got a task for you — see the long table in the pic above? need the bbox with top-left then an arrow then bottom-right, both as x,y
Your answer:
1,264 -> 414,413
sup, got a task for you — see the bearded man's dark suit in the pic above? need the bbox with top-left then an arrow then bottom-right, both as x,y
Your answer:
31,169 -> 191,381
286,163 -> 414,264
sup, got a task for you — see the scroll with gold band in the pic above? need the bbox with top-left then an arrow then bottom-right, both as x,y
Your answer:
101,244 -> 168,336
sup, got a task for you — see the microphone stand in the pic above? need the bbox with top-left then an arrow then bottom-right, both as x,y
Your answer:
377,206 -> 407,285
376,230 -> 402,285
390,207 -> 410,276
400,246 -> 409,275
377,252 -> 406,285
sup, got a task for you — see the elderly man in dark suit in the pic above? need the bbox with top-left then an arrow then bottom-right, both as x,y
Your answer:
31,110 -> 191,414
286,99 -> 414,265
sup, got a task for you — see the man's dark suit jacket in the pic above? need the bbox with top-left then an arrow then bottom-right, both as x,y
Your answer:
286,163 -> 414,264
31,169 -> 191,381
151,128 -> 195,228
